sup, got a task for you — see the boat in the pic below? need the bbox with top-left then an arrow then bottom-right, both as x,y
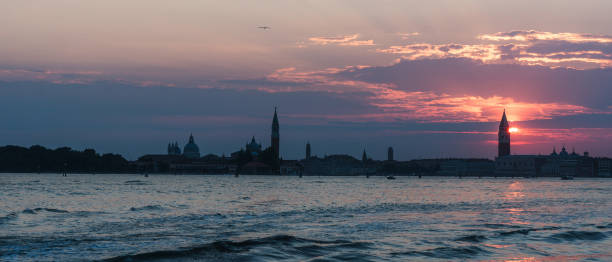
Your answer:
561,176 -> 574,180
386,176 -> 396,180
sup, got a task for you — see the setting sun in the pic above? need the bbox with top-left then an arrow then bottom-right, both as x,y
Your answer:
509,127 -> 519,133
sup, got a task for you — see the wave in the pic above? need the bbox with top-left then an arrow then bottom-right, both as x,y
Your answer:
596,223 -> 612,229
455,235 -> 488,243
22,208 -> 69,214
102,235 -> 370,262
549,231 -> 608,241
69,191 -> 91,196
129,205 -> 165,212
124,180 -> 150,185
498,226 -> 560,237
0,212 -> 18,224
478,223 -> 522,229
392,246 -> 489,259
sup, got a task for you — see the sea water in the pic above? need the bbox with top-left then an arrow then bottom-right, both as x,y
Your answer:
0,174 -> 610,261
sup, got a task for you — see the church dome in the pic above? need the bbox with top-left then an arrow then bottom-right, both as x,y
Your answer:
559,146 -> 569,157
183,134 -> 200,159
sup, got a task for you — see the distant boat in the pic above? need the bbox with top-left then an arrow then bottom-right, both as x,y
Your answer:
561,176 -> 574,180
386,176 -> 396,180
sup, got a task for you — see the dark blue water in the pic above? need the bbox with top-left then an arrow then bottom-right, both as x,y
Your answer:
1,174 -> 610,261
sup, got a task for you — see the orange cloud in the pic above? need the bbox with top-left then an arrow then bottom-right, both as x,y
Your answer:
515,56 -> 612,68
263,67 -> 597,123
377,43 -> 502,63
397,32 -> 420,40
373,30 -> 612,69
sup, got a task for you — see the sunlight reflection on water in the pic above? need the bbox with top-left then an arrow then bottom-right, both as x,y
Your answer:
0,174 -> 610,261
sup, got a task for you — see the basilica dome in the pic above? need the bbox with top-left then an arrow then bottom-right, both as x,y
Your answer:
183,134 -> 200,159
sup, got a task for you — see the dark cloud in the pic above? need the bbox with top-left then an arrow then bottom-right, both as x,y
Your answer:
1,57 -> 612,160
3,30 -> 612,159
336,58 -> 612,109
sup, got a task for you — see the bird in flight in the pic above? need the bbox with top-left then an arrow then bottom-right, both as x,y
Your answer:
257,26 -> 271,30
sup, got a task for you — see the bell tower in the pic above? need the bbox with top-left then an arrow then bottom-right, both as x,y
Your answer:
498,109 -> 511,157
271,107 -> 280,161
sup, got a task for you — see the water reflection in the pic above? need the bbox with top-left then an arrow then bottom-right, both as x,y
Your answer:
0,175 -> 610,261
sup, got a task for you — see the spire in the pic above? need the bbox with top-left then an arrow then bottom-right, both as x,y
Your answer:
362,149 -> 367,162
189,133 -> 194,143
498,109 -> 511,157
272,107 -> 279,129
271,107 -> 280,163
305,141 -> 311,160
571,147 -> 578,156
499,109 -> 509,127
387,146 -> 394,161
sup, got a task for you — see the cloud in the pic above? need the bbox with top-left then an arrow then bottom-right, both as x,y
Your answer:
478,30 -> 612,43
397,32 -> 420,40
0,67 -> 177,87
478,30 -> 612,69
377,43 -> 502,62
337,58 -> 612,109
2,59 -> 612,158
0,68 -> 103,84
252,61 -> 604,124
307,34 -> 375,47
372,30 -> 612,69
3,30 -> 612,158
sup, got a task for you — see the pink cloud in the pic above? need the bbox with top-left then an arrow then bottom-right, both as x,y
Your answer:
261,67 -> 598,123
307,34 -> 375,47
478,30 -> 612,43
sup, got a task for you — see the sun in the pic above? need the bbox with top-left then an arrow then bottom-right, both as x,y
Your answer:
509,127 -> 519,133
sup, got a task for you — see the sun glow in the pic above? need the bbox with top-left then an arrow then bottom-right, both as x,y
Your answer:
509,127 -> 519,133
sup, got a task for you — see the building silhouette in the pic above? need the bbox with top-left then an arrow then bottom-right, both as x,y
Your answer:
183,134 -> 200,159
306,141 -> 311,160
167,142 -> 181,155
246,136 -> 262,156
498,109 -> 510,157
271,107 -> 280,161
388,147 -> 394,161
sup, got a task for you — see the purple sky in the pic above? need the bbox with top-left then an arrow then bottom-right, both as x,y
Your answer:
1,1 -> 612,160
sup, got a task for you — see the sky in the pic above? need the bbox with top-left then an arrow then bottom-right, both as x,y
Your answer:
1,0 -> 612,160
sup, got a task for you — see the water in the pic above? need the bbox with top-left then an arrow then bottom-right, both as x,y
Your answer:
1,174 -> 611,261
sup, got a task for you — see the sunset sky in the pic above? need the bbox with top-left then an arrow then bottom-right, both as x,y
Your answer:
1,0 -> 612,160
